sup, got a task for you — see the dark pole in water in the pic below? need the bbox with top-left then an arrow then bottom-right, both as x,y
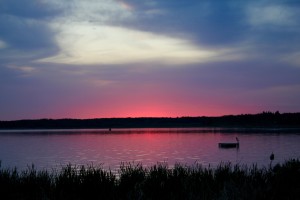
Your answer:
270,152 -> 274,168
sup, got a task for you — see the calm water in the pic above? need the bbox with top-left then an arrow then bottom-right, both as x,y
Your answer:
0,128 -> 299,171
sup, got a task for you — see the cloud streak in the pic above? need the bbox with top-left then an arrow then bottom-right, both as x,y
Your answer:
37,0 -> 241,66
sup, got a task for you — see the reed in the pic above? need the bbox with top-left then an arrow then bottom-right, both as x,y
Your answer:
0,159 -> 299,199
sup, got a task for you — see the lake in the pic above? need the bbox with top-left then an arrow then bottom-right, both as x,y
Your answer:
0,128 -> 299,171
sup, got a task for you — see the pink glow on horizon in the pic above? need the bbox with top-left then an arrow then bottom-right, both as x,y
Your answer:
41,99 -> 262,119
0,78 -> 279,120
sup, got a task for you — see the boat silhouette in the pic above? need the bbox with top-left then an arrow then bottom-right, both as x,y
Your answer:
218,137 -> 239,148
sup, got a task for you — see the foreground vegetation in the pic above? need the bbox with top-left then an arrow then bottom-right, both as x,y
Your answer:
1,160 -> 300,200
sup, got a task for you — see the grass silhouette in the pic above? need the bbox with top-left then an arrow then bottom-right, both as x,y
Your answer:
0,159 -> 300,199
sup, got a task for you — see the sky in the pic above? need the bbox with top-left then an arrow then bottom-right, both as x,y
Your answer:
1,0 -> 300,120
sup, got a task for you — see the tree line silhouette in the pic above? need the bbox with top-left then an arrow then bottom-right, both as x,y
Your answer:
0,112 -> 299,129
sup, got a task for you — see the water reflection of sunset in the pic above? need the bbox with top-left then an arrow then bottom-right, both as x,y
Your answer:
1,128 -> 300,171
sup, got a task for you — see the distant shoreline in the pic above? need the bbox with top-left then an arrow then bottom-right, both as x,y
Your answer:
1,112 -> 300,130
1,127 -> 300,134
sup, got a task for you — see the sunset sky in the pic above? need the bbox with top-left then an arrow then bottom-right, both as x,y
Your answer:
1,0 -> 300,120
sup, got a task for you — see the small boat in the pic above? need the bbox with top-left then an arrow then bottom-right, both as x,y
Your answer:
218,137 -> 239,148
